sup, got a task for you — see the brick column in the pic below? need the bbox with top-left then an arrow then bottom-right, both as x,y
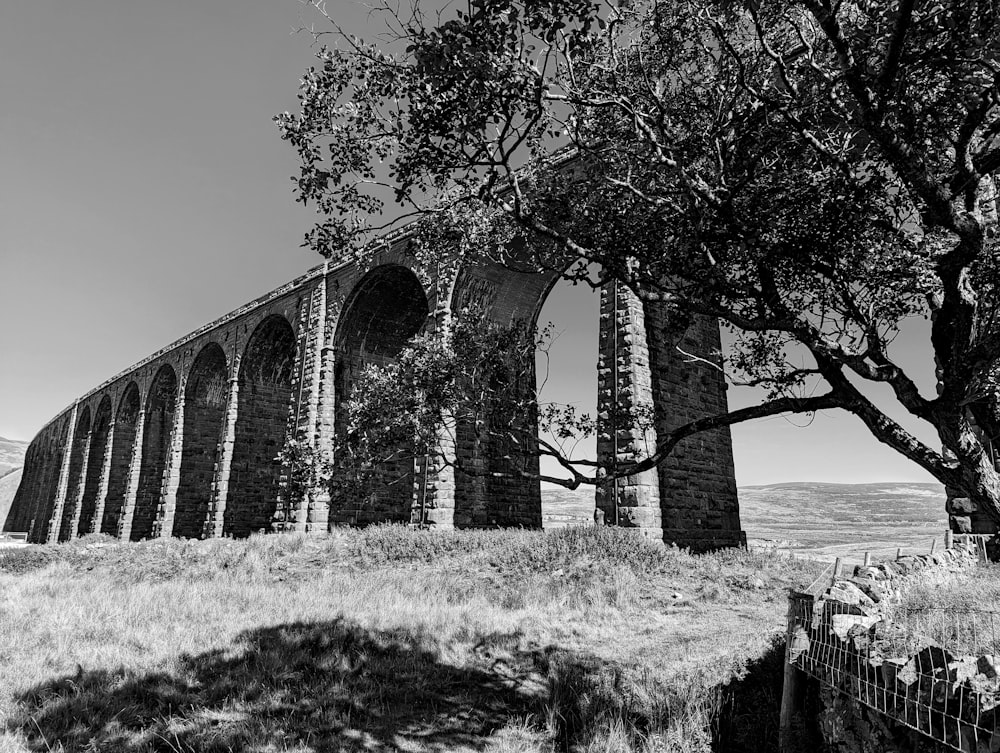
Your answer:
154,381 -> 186,538
645,306 -> 743,551
273,291 -> 317,533
596,281 -> 663,538
204,371 -> 240,538
306,271 -> 331,533
89,419 -> 116,534
416,299 -> 457,529
47,402 -> 79,544
412,433 -> 456,528
308,342 -> 335,532
118,405 -> 147,540
67,428 -> 94,539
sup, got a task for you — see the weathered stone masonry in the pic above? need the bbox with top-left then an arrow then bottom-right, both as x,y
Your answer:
4,231 -> 744,550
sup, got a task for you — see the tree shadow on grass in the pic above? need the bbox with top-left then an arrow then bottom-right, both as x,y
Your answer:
7,619 -> 546,752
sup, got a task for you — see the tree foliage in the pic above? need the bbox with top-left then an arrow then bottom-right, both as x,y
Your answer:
278,0 -> 1000,520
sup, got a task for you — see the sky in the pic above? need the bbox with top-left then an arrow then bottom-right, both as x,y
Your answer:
0,1 -> 940,486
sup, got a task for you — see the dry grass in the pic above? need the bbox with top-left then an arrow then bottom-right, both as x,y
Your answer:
0,526 -> 822,752
885,559 -> 1000,657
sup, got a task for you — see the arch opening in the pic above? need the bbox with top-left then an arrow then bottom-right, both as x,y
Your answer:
4,442 -> 38,533
77,396 -> 112,536
447,266 -> 556,530
32,429 -> 66,543
59,406 -> 92,542
225,316 -> 296,538
174,343 -> 228,538
332,265 -> 430,526
102,383 -> 141,535
133,365 -> 177,541
534,275 -> 600,527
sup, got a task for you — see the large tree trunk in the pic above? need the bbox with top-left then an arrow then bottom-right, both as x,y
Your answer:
944,417 -> 1000,532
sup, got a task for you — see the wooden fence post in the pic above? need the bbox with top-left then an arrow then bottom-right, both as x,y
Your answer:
779,596 -> 804,753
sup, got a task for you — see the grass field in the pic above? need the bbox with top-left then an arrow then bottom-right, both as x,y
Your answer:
0,527 -> 823,752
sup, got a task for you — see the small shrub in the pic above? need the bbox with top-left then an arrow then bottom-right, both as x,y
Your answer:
0,546 -> 61,575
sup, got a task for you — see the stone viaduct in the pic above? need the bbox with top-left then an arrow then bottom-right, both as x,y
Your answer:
4,227 -> 744,550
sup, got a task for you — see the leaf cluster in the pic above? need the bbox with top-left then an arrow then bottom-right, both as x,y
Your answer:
280,0 -> 1000,510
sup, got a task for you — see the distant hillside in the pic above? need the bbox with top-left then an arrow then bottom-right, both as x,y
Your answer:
542,481 -> 949,562
0,468 -> 23,531
0,436 -> 28,478
0,437 -> 29,531
740,481 -> 944,531
739,481 -> 946,560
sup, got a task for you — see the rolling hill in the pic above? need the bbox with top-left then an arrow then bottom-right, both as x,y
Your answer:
0,468 -> 23,531
0,437 -> 28,530
541,480 -> 949,562
0,436 -> 28,478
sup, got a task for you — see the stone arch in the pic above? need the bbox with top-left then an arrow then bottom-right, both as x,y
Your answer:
173,343 -> 228,538
59,405 -> 92,542
331,264 -> 430,526
132,364 -> 177,541
225,315 -> 296,538
449,266 -> 554,529
102,382 -> 140,534
531,272 -> 603,527
31,427 -> 67,542
77,395 -> 112,535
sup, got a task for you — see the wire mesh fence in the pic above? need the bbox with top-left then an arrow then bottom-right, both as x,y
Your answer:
790,590 -> 1000,751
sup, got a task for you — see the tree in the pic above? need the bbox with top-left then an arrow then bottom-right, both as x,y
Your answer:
276,0 -> 1000,524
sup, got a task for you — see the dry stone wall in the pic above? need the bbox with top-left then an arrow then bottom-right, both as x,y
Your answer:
786,544 -> 1000,752
4,230 -> 744,548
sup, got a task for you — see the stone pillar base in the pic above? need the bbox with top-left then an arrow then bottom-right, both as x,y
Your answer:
946,487 -> 999,535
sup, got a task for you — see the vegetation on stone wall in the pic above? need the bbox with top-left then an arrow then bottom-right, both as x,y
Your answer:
277,0 -> 1000,521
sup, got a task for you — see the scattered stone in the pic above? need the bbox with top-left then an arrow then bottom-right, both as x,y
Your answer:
978,655 -> 1000,679
953,515 -> 973,534
949,657 -> 979,685
851,580 -> 885,604
831,613 -> 879,641
788,626 -> 810,662
881,657 -> 912,687
948,497 -> 977,515
882,561 -> 903,576
828,581 -> 876,608
896,659 -> 920,687
853,565 -> 883,581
